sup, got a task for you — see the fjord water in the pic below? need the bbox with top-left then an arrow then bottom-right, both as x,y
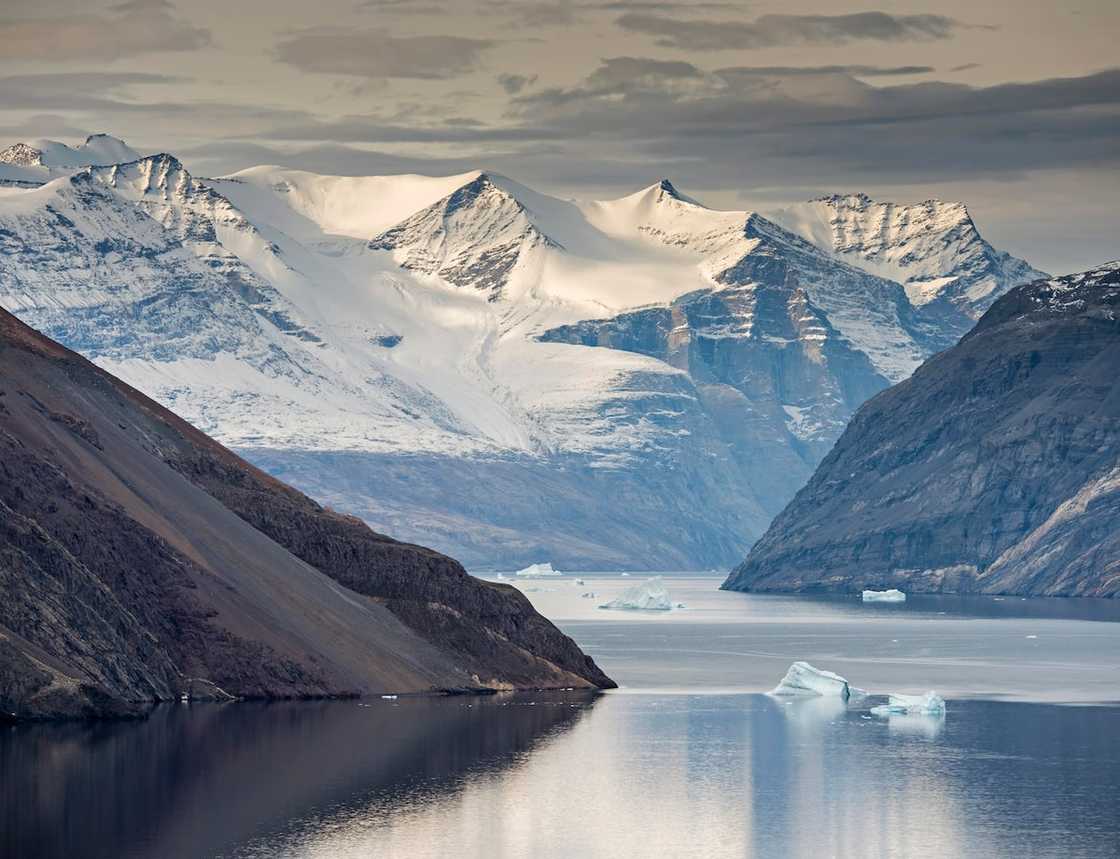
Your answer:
5,576 -> 1120,858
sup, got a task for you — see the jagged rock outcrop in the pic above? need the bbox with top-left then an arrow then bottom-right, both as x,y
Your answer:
723,262 -> 1120,597
0,307 -> 613,720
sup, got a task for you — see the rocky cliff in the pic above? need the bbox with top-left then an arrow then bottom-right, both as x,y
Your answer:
0,308 -> 612,720
723,262 -> 1120,598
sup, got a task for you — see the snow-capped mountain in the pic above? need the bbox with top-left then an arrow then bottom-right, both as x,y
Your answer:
0,135 -> 1046,568
773,193 -> 1046,342
0,133 -> 141,187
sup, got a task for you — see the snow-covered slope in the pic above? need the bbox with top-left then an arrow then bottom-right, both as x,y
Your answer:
0,143 -> 1047,568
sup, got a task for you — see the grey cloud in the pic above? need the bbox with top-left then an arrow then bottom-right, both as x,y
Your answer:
0,0 -> 210,61
0,114 -> 91,140
356,0 -> 446,14
508,61 -> 1120,183
587,56 -> 703,86
255,115 -> 567,144
616,10 -> 963,50
716,65 -> 935,79
484,2 -> 580,28
275,29 -> 494,79
497,73 -> 539,94
522,56 -> 705,109
596,2 -> 743,8
0,73 -> 184,112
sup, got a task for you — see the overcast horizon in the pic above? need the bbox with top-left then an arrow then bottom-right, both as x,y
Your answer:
1,0 -> 1116,274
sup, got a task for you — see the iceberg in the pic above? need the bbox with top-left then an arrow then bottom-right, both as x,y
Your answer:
517,562 -> 562,578
862,588 -> 906,603
770,661 -> 851,700
598,576 -> 673,611
870,691 -> 946,717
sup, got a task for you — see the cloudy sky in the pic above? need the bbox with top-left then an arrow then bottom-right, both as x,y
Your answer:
0,0 -> 1115,272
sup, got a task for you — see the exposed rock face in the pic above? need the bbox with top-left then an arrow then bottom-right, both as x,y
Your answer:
0,143 -> 43,167
0,308 -> 612,720
723,262 -> 1120,598
542,252 -> 891,490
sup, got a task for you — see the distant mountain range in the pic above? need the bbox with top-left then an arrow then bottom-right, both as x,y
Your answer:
724,262 -> 1120,597
0,134 -> 1045,569
0,304 -> 611,720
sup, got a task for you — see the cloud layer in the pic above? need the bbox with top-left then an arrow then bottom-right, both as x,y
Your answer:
617,10 -> 964,50
275,28 -> 493,79
0,0 -> 210,61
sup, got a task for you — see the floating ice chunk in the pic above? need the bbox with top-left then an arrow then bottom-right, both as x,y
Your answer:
573,578 -> 586,586
517,562 -> 562,578
770,661 -> 851,700
870,691 -> 945,717
380,695 -> 398,700
862,588 -> 906,603
599,576 -> 673,611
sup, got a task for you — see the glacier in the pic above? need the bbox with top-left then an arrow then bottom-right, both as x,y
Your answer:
770,662 -> 851,700
0,134 -> 1047,569
599,577 -> 673,611
862,589 -> 907,603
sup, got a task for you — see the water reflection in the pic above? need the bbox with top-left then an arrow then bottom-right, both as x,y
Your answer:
4,684 -> 1120,856
0,693 -> 594,859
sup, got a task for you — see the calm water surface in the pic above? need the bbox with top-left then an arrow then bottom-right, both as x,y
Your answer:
4,574 -> 1120,858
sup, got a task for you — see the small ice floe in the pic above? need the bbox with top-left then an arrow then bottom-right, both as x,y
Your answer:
621,572 -> 631,577
381,694 -> 399,700
573,578 -> 586,586
770,661 -> 851,701
870,691 -> 945,717
517,562 -> 562,578
599,576 -> 673,611
862,588 -> 906,603
1026,634 -> 1038,639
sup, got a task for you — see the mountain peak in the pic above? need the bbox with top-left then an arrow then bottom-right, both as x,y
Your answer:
84,132 -> 127,146
657,178 -> 680,196
810,192 -> 873,209
648,178 -> 705,208
0,134 -> 140,170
